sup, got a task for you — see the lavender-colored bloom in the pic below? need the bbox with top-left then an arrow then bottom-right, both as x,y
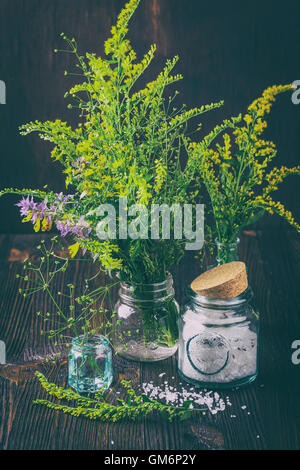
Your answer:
30,211 -> 39,223
37,201 -> 48,212
55,220 -> 72,237
50,205 -> 58,215
16,196 -> 52,225
55,193 -> 74,203
76,216 -> 92,238
72,157 -> 85,169
72,158 -> 86,180
16,196 -> 37,216
55,217 -> 91,240
17,193 -> 91,243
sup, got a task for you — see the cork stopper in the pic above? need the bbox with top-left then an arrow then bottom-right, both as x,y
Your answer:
191,262 -> 248,299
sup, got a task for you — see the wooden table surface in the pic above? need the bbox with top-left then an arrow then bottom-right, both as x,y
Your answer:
0,227 -> 300,450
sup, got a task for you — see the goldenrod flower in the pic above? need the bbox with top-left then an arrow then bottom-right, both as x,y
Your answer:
189,84 -> 299,242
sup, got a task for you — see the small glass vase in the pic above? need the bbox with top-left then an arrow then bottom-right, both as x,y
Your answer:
215,238 -> 240,265
113,274 -> 179,362
178,286 -> 259,389
68,335 -> 113,393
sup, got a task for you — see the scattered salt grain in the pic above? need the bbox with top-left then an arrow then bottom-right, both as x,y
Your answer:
140,381 -> 230,416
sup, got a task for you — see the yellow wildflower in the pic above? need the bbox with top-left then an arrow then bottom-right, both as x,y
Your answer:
34,216 -> 41,233
69,242 -> 80,258
244,114 -> 253,126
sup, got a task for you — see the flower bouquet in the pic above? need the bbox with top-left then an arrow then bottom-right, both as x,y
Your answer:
0,0 -> 223,361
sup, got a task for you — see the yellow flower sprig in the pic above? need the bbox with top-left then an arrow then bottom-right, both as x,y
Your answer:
189,84 -> 300,243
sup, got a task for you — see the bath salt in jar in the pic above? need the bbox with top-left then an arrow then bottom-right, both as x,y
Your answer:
178,262 -> 259,389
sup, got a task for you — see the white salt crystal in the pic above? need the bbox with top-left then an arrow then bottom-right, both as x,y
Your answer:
140,379 -> 241,416
179,321 -> 257,385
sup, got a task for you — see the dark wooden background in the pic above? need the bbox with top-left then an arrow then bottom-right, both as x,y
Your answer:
0,0 -> 300,451
0,0 -> 300,233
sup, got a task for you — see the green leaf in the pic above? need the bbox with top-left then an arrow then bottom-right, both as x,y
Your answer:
141,394 -> 152,403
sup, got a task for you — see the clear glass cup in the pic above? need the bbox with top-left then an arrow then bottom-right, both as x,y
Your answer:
68,335 -> 113,393
178,286 -> 259,389
112,274 -> 179,362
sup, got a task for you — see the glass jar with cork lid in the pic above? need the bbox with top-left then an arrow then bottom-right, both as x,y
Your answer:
178,262 -> 259,389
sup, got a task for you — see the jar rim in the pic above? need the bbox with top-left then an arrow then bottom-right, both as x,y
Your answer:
71,334 -> 109,349
118,272 -> 173,289
215,237 -> 240,247
117,273 -> 175,305
187,285 -> 253,308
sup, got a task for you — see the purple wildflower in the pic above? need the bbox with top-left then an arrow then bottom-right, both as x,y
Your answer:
16,196 -> 37,216
16,193 -> 90,240
55,193 -> 74,203
55,220 -> 72,237
55,216 -> 91,240
72,157 -> 85,169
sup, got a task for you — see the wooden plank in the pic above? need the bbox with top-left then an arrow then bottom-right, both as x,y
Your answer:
255,224 -> 300,450
0,230 -> 300,449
